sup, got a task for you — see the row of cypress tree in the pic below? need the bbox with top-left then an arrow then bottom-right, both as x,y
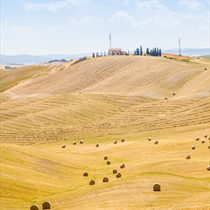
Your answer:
134,46 -> 161,56
92,46 -> 162,58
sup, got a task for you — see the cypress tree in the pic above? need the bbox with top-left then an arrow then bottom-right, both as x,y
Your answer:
159,49 -> 162,56
136,48 -> 139,55
96,52 -> 98,57
92,52 -> 95,58
140,46 -> 142,55
104,51 -> 106,56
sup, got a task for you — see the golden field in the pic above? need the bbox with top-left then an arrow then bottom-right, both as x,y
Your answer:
0,55 -> 210,210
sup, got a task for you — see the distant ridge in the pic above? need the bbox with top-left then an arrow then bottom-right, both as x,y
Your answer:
0,53 -> 92,65
163,48 -> 210,57
1,48 -> 209,64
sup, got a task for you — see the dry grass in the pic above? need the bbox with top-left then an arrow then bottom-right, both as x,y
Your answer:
0,55 -> 210,209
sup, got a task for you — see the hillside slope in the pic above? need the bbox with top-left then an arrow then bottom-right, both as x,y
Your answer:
0,55 -> 210,210
6,56 -> 209,100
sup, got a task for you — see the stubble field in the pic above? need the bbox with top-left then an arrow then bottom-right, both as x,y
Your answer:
0,55 -> 209,210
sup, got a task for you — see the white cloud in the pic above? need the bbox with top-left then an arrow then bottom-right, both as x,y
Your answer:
23,0 -> 88,12
48,25 -> 67,30
110,11 -> 149,27
68,16 -> 92,25
179,0 -> 202,10
10,25 -> 32,32
96,18 -> 104,23
117,0 -> 130,6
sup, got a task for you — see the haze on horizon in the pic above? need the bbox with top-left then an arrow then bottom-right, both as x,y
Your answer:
1,0 -> 209,55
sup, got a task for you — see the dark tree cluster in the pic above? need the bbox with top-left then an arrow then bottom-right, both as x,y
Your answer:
146,47 -> 161,56
134,46 -> 143,55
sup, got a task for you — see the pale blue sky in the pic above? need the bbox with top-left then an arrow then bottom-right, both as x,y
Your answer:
1,0 -> 209,55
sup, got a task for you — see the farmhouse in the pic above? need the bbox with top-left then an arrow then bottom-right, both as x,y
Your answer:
109,48 -> 127,55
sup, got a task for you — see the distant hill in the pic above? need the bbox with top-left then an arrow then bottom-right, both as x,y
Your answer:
0,53 -> 91,65
163,48 -> 210,57
1,48 -> 209,64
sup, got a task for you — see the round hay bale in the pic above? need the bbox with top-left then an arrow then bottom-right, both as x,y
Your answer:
83,172 -> 88,177
204,134 -> 207,138
195,138 -> 199,141
205,68 -> 207,70
80,140 -> 83,144
208,145 -> 210,149
62,145 -> 65,148
209,137 -> 210,140
89,180 -> 95,185
207,166 -> 210,171
107,161 -> 111,165
113,141 -> 117,144
153,183 -> 161,191
116,173 -> 121,178
103,177 -> 109,182
191,145 -> 195,150
173,93 -> 175,95
113,169 -> 117,174
120,164 -> 125,168
148,137 -> 151,141
42,201 -> 51,209
30,204 -> 39,210
104,156 -> 108,160
202,140 -> 205,143
79,92 -> 81,94
154,140 -> 158,145
73,141 -> 76,145
121,139 -> 125,142
96,144 -> 99,147
186,155 -> 191,159
165,97 -> 168,100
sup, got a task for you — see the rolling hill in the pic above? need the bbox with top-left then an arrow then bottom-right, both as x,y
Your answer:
0,55 -> 210,210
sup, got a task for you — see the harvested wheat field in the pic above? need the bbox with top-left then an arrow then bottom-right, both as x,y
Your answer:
0,55 -> 210,210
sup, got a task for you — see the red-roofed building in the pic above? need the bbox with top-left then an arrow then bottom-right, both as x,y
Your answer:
109,48 -> 127,55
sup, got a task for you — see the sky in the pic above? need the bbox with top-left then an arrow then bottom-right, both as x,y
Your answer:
1,0 -> 209,55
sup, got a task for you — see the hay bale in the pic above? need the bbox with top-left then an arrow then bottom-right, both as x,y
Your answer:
89,180 -> 95,185
120,164 -> 125,168
113,141 -> 117,144
121,139 -> 125,142
148,137 -> 151,141
104,156 -> 108,160
186,155 -> 191,159
73,141 -> 76,145
107,161 -> 111,165
173,93 -> 175,95
113,169 -> 117,174
207,166 -> 210,171
116,173 -> 121,178
42,201 -> 51,209
153,183 -> 161,191
192,145 -> 195,150
202,140 -> 205,143
62,145 -> 65,148
96,144 -> 99,147
83,172 -> 88,177
79,92 -> 81,94
80,140 -> 83,144
103,177 -> 109,182
204,134 -> 207,138
154,141 -> 158,145
205,68 -> 207,70
208,145 -> 210,149
209,137 -> 210,140
165,97 -> 168,100
195,138 -> 199,141
30,204 -> 39,210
